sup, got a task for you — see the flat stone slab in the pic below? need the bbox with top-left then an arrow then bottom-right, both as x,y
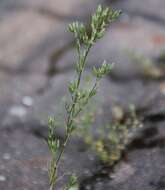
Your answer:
92,148 -> 165,190
0,72 -> 47,128
0,126 -> 49,190
0,0 -> 102,20
52,17 -> 165,78
0,120 -> 164,190
0,1 -> 165,189
0,122 -> 99,190
19,71 -> 161,135
112,0 -> 165,24
81,121 -> 165,190
0,9 -> 71,74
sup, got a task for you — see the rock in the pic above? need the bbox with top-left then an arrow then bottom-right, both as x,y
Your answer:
0,73 -> 47,104
22,96 -> 33,107
142,93 -> 165,121
0,1 -> 165,189
112,0 -> 165,23
0,127 -> 49,190
3,153 -> 11,160
0,9 -> 71,75
0,122 -> 99,190
93,148 -> 165,190
0,0 -> 102,20
24,71 -> 160,137
53,17 -> 165,79
0,175 -> 6,182
0,73 -> 47,127
81,121 -> 165,190
9,106 -> 27,118
110,163 -> 135,184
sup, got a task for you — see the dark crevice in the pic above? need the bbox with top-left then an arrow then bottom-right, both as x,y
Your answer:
127,124 -> 165,150
143,113 -> 165,123
30,127 -> 48,140
134,103 -> 165,125
79,122 -> 165,189
35,41 -> 75,95
80,139 -> 165,190
140,126 -> 159,138
128,137 -> 165,150
1,121 -> 48,138
0,61 -> 32,76
0,65 -> 48,76
79,164 -> 114,190
0,120 -> 65,143
47,21 -> 93,77
79,151 -> 128,190
30,127 -> 64,143
108,71 -> 165,83
47,41 -> 74,77
150,176 -> 165,190
0,40 -> 74,78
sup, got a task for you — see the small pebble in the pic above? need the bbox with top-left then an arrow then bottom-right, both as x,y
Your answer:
9,106 -> 27,117
32,180 -> 38,185
88,155 -> 95,161
96,181 -> 103,188
85,185 -> 91,190
0,175 -> 6,182
96,177 -> 101,182
22,96 -> 33,107
3,153 -> 11,160
83,169 -> 90,176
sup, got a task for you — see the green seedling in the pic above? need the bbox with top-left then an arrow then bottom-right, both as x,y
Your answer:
79,105 -> 142,166
46,5 -> 121,190
127,50 -> 164,79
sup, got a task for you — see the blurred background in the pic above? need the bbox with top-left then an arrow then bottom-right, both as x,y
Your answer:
0,0 -> 165,190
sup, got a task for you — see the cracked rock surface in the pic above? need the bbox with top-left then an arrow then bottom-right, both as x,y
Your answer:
0,0 -> 165,190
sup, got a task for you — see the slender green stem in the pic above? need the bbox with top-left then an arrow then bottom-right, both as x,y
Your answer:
47,5 -> 122,190
49,42 -> 92,190
55,133 -> 70,167
66,43 -> 92,128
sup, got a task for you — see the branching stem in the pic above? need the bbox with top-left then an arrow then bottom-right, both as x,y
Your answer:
47,5 -> 121,190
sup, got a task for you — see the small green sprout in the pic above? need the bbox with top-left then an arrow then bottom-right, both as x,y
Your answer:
79,105 -> 142,166
63,175 -> 78,190
46,5 -> 121,190
127,50 -> 164,79
92,61 -> 114,79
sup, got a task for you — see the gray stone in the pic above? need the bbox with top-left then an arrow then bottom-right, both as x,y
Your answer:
53,17 -> 165,79
0,122 -> 99,190
0,127 -> 49,190
24,71 -> 160,137
0,9 -> 71,75
112,0 -> 165,24
0,73 -> 47,127
0,1 -> 165,189
0,0 -> 102,20
81,121 -> 165,190
93,148 -> 165,190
